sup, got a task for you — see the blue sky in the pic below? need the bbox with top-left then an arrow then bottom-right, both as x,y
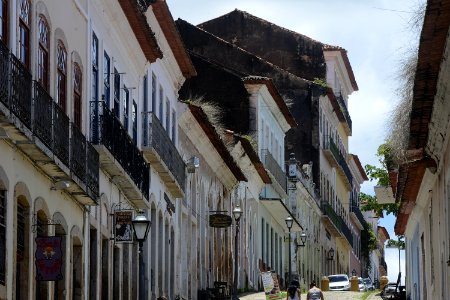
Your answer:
168,0 -> 423,259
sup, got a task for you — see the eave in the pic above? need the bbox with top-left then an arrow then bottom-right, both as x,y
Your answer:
118,0 -> 162,63
238,136 -> 271,184
323,45 -> 358,91
188,105 -> 247,182
351,154 -> 368,181
394,0 -> 450,235
243,77 -> 297,128
151,0 -> 197,78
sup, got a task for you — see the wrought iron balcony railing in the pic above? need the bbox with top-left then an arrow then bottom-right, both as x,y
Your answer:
350,200 -> 366,227
323,136 -> 353,189
339,216 -> 354,246
91,101 -> 149,200
261,149 -> 287,192
320,202 -> 342,232
142,111 -> 185,194
336,95 -> 352,132
0,40 -> 99,202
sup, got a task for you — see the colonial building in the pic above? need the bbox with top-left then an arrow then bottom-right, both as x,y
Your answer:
391,0 -> 450,299
179,9 -> 362,279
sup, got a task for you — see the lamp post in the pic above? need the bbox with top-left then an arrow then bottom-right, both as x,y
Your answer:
327,248 -> 334,275
285,216 -> 294,285
295,231 -> 307,285
232,204 -> 243,300
132,210 -> 151,300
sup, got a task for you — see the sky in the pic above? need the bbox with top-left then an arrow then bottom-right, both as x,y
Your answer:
167,0 -> 422,278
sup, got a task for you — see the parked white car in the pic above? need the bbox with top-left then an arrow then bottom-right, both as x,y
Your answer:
328,274 -> 350,291
358,277 -> 367,292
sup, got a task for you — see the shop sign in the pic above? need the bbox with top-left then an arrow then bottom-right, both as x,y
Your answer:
35,236 -> 63,281
114,210 -> 134,242
209,213 -> 232,228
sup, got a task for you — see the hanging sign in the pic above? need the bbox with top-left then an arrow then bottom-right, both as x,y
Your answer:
209,213 -> 232,228
114,210 -> 134,242
35,236 -> 63,281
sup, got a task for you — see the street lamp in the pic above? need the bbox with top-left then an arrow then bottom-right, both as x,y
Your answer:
285,216 -> 293,285
232,204 -> 243,300
132,210 -> 151,300
352,269 -> 357,277
327,248 -> 334,261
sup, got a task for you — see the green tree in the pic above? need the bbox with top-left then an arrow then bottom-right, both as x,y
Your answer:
360,144 -> 400,216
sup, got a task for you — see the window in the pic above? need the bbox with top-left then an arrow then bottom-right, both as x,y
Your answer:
165,99 -> 169,130
73,63 -> 82,128
56,41 -> 67,112
113,68 -> 120,118
151,73 -> 156,112
132,101 -> 137,143
92,33 -> 99,104
0,0 -> 8,45
37,15 -> 49,90
18,0 -> 30,68
103,52 -> 110,108
123,87 -> 129,129
143,74 -> 148,113
171,109 -> 176,141
158,85 -> 163,120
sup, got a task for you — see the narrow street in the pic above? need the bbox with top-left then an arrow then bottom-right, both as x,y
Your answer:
239,290 -> 384,300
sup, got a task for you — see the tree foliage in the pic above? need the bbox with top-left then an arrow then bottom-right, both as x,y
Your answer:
359,144 -> 400,216
386,236 -> 405,249
361,221 -> 378,276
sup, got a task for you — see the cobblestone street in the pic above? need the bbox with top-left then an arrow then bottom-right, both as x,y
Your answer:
239,290 -> 383,300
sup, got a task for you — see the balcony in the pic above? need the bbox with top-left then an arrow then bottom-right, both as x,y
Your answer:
142,112 -> 185,198
336,95 -> 352,134
0,41 -> 99,203
323,136 -> 353,189
320,202 -> 342,237
350,198 -> 366,230
90,102 -> 149,207
261,149 -> 287,192
338,217 -> 353,247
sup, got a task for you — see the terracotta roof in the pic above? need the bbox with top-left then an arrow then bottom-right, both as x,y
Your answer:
377,226 -> 390,240
351,154 -> 368,181
323,45 -> 358,91
188,105 -> 247,182
238,136 -> 271,184
118,0 -> 162,62
243,76 -> 297,128
151,0 -> 196,78
394,0 -> 450,235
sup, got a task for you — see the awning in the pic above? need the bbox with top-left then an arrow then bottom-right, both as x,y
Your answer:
259,198 -> 302,232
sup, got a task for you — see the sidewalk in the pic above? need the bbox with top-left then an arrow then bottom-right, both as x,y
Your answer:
238,290 -> 383,300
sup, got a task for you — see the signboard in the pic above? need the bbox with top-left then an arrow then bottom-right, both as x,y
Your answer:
261,271 -> 283,300
114,210 -> 134,242
35,236 -> 63,281
209,213 -> 232,228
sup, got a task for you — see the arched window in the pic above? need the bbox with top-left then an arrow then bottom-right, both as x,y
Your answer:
18,0 -> 30,68
37,15 -> 49,90
56,41 -> 67,112
0,0 -> 8,45
73,63 -> 82,128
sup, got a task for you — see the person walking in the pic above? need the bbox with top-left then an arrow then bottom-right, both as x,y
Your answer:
286,284 -> 300,300
307,281 -> 324,300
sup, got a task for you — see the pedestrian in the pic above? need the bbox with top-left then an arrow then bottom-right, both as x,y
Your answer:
307,281 -> 324,300
286,284 -> 300,300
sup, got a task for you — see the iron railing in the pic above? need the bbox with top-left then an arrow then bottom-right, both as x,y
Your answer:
324,136 -> 353,187
10,55 -> 32,128
71,124 -> 87,182
320,202 -> 342,231
0,40 -> 8,105
0,41 -> 99,201
339,217 -> 353,246
261,149 -> 287,192
350,197 -> 366,227
86,143 -> 99,198
91,101 -> 149,199
336,95 -> 352,132
142,111 -> 185,192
